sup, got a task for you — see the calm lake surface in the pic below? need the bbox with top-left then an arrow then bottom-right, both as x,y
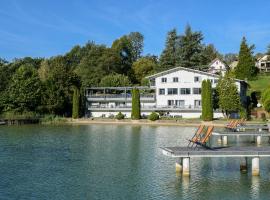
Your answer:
1,124 -> 270,200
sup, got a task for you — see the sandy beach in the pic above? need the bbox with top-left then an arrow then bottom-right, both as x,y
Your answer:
66,118 -> 267,128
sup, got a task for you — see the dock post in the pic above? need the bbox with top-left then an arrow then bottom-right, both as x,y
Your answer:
240,157 -> 248,172
175,158 -> 183,173
222,136 -> 228,145
256,136 -> 262,145
182,157 -> 190,176
252,157 -> 260,176
217,136 -> 222,144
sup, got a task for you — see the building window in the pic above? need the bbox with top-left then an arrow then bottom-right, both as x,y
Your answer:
175,100 -> 185,107
168,88 -> 178,95
173,77 -> 179,82
180,88 -> 191,95
193,88 -> 201,94
159,88 -> 165,95
194,100 -> 201,107
194,76 -> 200,82
261,63 -> 265,67
168,100 -> 174,106
161,77 -> 167,83
214,79 -> 218,84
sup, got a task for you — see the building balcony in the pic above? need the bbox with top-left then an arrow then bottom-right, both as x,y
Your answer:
88,105 -> 202,112
86,94 -> 156,102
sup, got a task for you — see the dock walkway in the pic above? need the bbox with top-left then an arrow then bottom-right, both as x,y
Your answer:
162,146 -> 270,158
161,146 -> 270,176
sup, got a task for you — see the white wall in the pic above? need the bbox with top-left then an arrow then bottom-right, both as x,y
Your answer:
154,69 -> 241,107
209,59 -> 227,75
90,111 -> 224,118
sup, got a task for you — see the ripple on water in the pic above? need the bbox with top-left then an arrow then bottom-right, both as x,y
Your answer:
0,125 -> 270,200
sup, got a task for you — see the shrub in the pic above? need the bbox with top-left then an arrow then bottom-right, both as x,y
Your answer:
40,114 -> 67,124
263,98 -> 270,113
239,107 -> 247,119
108,114 -> 114,119
261,113 -> 266,121
261,88 -> 270,105
115,112 -> 125,120
148,112 -> 159,121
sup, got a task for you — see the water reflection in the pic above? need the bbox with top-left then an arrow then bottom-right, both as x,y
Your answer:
0,125 -> 270,199
251,176 -> 260,200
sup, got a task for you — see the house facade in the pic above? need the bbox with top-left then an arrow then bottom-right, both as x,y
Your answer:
85,67 -> 247,118
208,58 -> 228,75
256,55 -> 270,72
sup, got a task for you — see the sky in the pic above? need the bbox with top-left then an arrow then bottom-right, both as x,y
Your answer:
1,0 -> 270,61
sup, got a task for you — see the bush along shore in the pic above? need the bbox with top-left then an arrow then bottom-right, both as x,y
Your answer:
0,112 -> 68,125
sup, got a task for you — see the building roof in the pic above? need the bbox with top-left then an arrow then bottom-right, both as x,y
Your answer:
85,86 -> 151,90
208,58 -> 228,67
257,55 -> 270,62
145,66 -> 245,83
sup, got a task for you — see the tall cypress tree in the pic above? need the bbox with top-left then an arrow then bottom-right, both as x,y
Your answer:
235,37 -> 257,80
72,87 -> 80,119
131,88 -> 141,119
201,80 -> 213,121
159,29 -> 178,71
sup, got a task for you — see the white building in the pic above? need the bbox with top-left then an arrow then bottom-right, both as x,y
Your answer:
256,55 -> 270,72
208,58 -> 228,75
85,67 -> 247,118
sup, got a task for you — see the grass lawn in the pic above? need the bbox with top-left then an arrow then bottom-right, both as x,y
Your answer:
248,74 -> 270,93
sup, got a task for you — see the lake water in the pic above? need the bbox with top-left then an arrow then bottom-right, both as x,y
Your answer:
0,124 -> 270,200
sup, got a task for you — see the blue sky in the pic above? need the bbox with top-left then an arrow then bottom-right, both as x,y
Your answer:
1,0 -> 270,60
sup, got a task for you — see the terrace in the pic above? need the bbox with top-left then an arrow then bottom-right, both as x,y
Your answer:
85,87 -> 156,102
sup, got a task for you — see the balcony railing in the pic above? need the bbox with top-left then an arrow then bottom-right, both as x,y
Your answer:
88,105 -> 202,111
86,94 -> 156,101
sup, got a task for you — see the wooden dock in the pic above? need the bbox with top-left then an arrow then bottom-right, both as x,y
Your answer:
161,146 -> 270,158
213,131 -> 270,136
213,131 -> 270,145
161,146 -> 270,176
231,124 -> 268,132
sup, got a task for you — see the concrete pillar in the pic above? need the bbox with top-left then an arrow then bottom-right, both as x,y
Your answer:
182,157 -> 190,176
222,136 -> 228,145
175,158 -> 183,173
240,157 -> 248,172
252,157 -> 260,176
256,136 -> 262,145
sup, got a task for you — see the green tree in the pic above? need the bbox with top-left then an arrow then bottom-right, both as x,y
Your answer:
200,44 -> 222,65
75,43 -> 109,87
112,35 -> 133,75
4,65 -> 42,113
41,56 -> 80,115
159,28 -> 178,71
217,75 -> 241,117
132,56 -> 157,84
127,32 -> 144,62
72,87 -> 80,119
201,80 -> 213,121
178,25 -> 204,68
131,88 -> 141,119
261,88 -> 270,112
235,37 -> 257,80
267,44 -> 270,55
99,74 -> 131,87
